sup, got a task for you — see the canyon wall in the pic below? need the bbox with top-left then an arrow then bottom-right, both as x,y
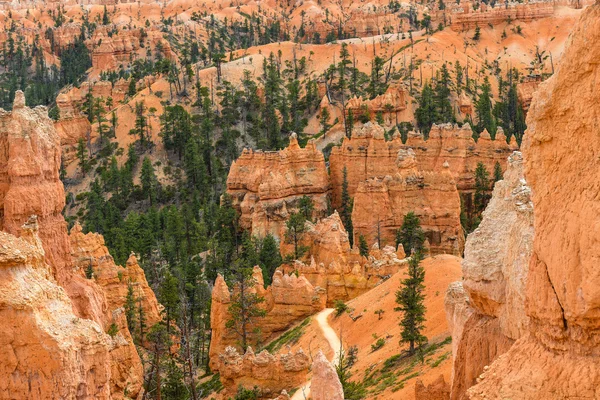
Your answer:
330,123 -> 486,254
226,133 -> 330,240
445,151 -> 533,399
464,5 -> 600,398
0,217 -> 112,399
54,92 -> 93,165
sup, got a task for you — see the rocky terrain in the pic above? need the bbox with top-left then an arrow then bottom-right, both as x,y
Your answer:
0,0 -> 597,399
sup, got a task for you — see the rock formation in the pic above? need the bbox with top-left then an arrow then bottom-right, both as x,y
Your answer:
311,350 -> 344,400
216,346 -> 309,399
329,122 -> 515,253
0,91 -> 154,398
0,217 -> 112,399
69,223 -> 162,338
280,211 -> 407,305
415,375 -> 451,400
402,124 -> 517,192
345,85 -> 410,122
54,92 -> 93,165
445,151 -> 533,399
226,133 -> 330,239
209,267 -> 326,370
463,5 -> 600,398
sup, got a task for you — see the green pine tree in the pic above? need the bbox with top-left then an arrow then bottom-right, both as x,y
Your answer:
395,212 -> 426,255
340,166 -> 354,247
395,251 -> 427,354
358,234 -> 369,258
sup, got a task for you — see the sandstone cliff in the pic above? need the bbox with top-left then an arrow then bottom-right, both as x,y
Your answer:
69,223 -> 162,339
0,92 -> 153,399
464,5 -> 600,398
445,151 -> 533,399
226,133 -> 330,240
216,346 -> 309,399
311,350 -> 344,400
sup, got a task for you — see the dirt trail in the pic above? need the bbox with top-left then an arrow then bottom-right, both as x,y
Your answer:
291,308 -> 341,400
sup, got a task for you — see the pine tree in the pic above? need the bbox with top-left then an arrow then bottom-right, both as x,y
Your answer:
298,195 -> 314,222
159,271 -> 180,336
493,162 -> 503,184
226,259 -> 267,352
76,138 -> 88,175
475,77 -> 496,138
474,162 -> 491,213
395,251 -> 427,354
125,282 -> 137,336
285,212 -> 308,260
259,234 -> 282,285
340,166 -> 354,247
140,157 -> 158,206
358,234 -> 369,258
434,63 -> 454,123
395,212 -> 426,255
415,83 -> 437,136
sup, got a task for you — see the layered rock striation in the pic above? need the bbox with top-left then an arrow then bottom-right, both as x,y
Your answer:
0,217 -> 112,399
0,92 -> 155,399
279,211 -> 407,305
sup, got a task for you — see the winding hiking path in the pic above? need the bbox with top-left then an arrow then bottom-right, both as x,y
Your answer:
291,308 -> 341,400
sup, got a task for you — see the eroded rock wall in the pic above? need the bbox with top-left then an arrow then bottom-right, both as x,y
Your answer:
465,5 -> 600,398
279,212 -> 407,305
0,92 -> 152,399
0,218 -> 112,399
216,346 -> 309,399
226,133 -> 330,240
445,152 -> 533,399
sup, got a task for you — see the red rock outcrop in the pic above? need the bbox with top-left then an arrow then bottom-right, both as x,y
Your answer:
226,133 -> 330,240
216,346 -> 310,399
69,223 -> 162,337
209,267 -> 326,370
279,212 -> 407,305
345,85 -> 410,123
0,217 -> 112,399
54,92 -> 93,165
311,350 -> 344,400
402,124 -> 517,192
450,2 -> 555,32
415,375 -> 451,400
329,122 -> 514,254
445,151 -> 533,399
464,5 -> 600,398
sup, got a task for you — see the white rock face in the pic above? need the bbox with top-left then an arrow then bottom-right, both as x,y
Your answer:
311,350 -> 344,400
462,151 -> 534,340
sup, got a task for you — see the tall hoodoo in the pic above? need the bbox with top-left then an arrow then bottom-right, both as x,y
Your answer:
445,152 -> 533,399
459,5 -> 600,398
